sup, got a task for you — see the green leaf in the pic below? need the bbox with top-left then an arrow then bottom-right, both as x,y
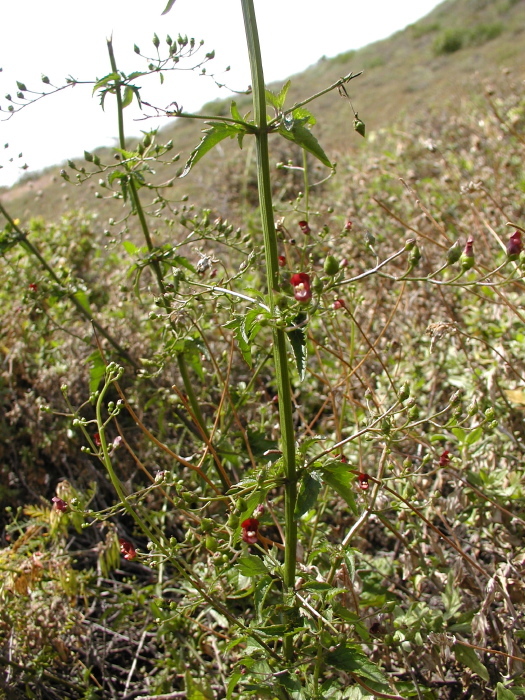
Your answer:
332,605 -> 371,641
230,100 -> 242,122
320,462 -> 358,514
295,471 -> 321,518
224,316 -> 252,367
73,289 -> 92,316
292,107 -> 316,126
277,122 -> 332,168
181,122 -> 244,177
161,0 -> 177,15
287,312 -> 307,381
227,671 -> 242,700
184,670 -> 214,700
266,80 -> 291,111
122,240 -> 140,255
122,86 -> 134,109
465,426 -> 483,446
453,644 -> 489,682
92,72 -> 119,94
87,350 -> 106,394
325,644 -> 390,688
235,555 -> 269,577
497,684 -> 517,700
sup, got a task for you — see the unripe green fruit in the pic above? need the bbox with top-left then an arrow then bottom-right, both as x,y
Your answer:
205,535 -> 218,552
324,255 -> 340,276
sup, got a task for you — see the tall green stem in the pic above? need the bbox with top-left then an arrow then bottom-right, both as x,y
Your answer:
240,0 -> 297,662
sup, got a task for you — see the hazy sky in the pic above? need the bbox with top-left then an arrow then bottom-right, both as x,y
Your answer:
0,0 -> 443,187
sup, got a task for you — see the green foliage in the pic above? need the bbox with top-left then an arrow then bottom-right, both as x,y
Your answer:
2,4 -> 525,699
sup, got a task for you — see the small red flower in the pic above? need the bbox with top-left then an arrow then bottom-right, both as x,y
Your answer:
119,538 -> 137,560
278,255 -> 286,267
340,258 -> 349,269
333,298 -> 346,310
298,220 -> 311,235
52,497 -> 68,512
357,473 -> 369,491
339,454 -> 348,463
28,283 -> 38,292
241,518 -> 259,544
438,450 -> 451,467
94,433 -> 101,447
290,273 -> 312,303
507,230 -> 523,259
344,221 -> 353,232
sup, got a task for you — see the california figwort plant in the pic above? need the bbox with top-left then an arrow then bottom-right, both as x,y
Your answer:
2,2 -> 525,699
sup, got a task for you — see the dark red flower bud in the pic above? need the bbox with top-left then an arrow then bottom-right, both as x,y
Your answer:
507,230 -> 523,260
52,497 -> 68,512
278,255 -> 286,267
94,433 -> 101,447
438,450 -> 451,467
333,298 -> 346,310
253,504 -> 265,518
28,283 -> 38,292
290,273 -> 312,303
339,454 -> 348,463
357,473 -> 369,490
340,258 -> 349,268
298,220 -> 311,235
241,518 -> 259,544
344,221 -> 353,232
119,538 -> 137,560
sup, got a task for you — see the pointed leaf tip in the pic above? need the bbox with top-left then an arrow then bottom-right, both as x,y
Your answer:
161,0 -> 177,15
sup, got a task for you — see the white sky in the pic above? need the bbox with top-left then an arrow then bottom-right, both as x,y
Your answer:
0,0 -> 443,187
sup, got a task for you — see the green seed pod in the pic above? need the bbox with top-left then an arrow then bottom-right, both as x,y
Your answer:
227,512 -> 240,528
200,518 -> 214,533
354,117 -> 366,137
409,245 -> 421,268
446,241 -> 462,265
205,535 -> 218,552
324,255 -> 340,276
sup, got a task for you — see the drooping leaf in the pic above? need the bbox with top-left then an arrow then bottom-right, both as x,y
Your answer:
287,312 -> 307,381
122,86 -> 134,109
277,122 -> 332,168
92,72 -> 119,94
295,471 -> 322,519
320,461 -> 358,514
180,122 -> 245,177
453,644 -> 490,682
236,555 -> 269,577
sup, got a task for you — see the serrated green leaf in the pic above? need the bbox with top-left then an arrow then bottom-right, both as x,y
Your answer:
92,72 -> 119,94
453,644 -> 489,682
236,555 -> 269,577
497,684 -> 517,700
287,312 -> 307,381
122,240 -> 140,255
277,122 -> 332,168
181,122 -> 244,177
292,107 -> 316,126
295,471 -> 321,518
224,316 -> 252,367
87,350 -> 106,394
321,463 -> 358,514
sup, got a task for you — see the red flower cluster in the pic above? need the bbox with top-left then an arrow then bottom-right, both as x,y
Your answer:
290,273 -> 312,303
119,539 -> 137,560
241,518 -> 259,544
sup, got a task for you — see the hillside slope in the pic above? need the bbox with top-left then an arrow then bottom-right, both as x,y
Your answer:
1,0 -> 524,223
